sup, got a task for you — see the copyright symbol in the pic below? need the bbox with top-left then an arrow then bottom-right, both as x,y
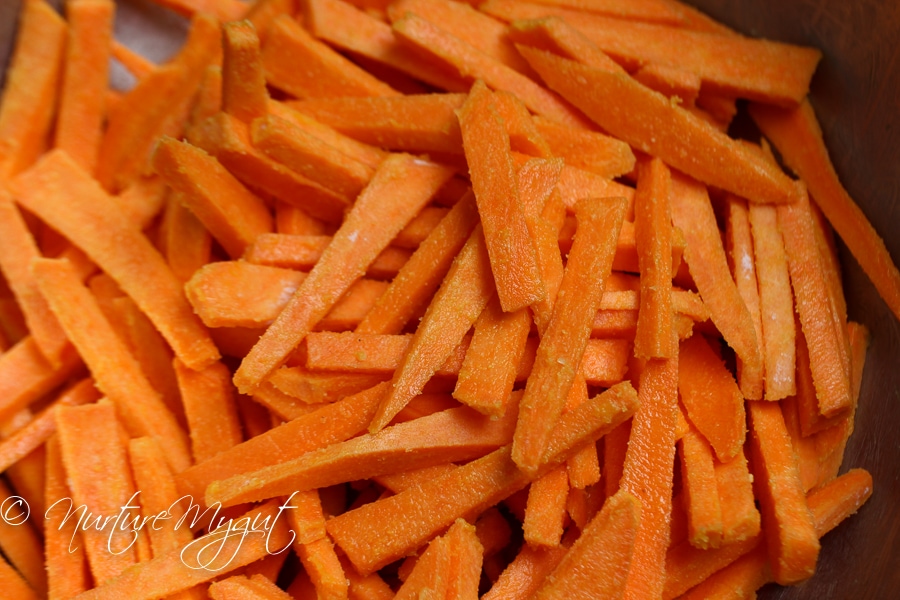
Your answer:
1,496 -> 30,526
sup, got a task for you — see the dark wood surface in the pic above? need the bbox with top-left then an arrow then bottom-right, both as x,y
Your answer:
1,1 -> 897,597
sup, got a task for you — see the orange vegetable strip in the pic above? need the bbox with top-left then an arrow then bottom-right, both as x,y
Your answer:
726,196 -> 765,400
55,0 -> 114,174
669,172 -> 762,377
72,500 -> 291,600
222,20 -> 269,124
251,114 -> 375,198
187,111 -> 350,223
388,0 -> 534,75
519,46 -> 798,205
493,91 -> 553,157
663,528 -> 760,599
355,191 -> 479,335
457,80 -> 545,312
147,0 -> 247,20
527,180 -> 567,337
304,0 -> 469,93
267,365 -> 386,405
523,464 -> 569,547
454,295 -> 532,416
54,402 -> 138,585
252,381 -> 321,422
633,63 -> 702,106
392,13 -> 592,128
269,99 -> 388,170
288,94 -> 466,154
747,399 -> 820,585
677,333 -> 746,462
0,0 -> 66,181
482,544 -> 567,600
679,420 -> 723,550
748,202 -> 796,400
0,478 -> 45,596
551,158 -> 636,215
45,434 -> 90,599
781,392 -> 820,493
341,555 -> 395,600
176,382 -> 388,501
793,325 -> 846,436
115,175 -> 170,231
602,418 -> 630,497
814,321 -> 869,487
484,0 -> 689,25
110,39 -> 157,81
633,157 -> 675,359
750,98 -> 900,322
367,225 -> 495,431
393,206 -> 449,248
494,0 -> 821,105
10,150 -> 220,370
0,191 -> 69,365
618,348 -> 678,600
778,185 -> 852,419
393,530 -> 451,600
714,447 -> 761,545
97,14 -> 221,193
127,436 -> 196,564
205,403 -> 518,506
373,462 -> 460,494
287,491 -> 349,600
33,258 -> 192,472
245,234 -> 410,279
533,116 -> 635,179
0,378 -> 98,474
444,518 -> 484,600
681,467 -> 874,599
327,445 -> 531,575
0,335 -> 83,423
0,553 -> 40,600
506,16 -> 625,73
234,154 -> 453,393
174,358 -> 243,464
532,490 -> 640,600
209,574 -> 294,600
161,192 -> 213,284
512,197 -> 627,475
262,15 -> 399,99
152,136 -> 273,259
275,201 -> 330,236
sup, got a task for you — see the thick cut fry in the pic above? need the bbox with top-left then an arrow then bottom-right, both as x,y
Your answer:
392,13 -> 592,128
747,399 -> 820,585
262,15 -> 399,99
778,184 -> 852,419
206,403 -> 518,506
677,334 -> 746,462
518,46 -> 799,205
0,0 -> 67,181
356,192 -> 480,335
619,350 -> 678,600
368,225 -> 495,431
70,501 -> 292,600
513,197 -> 627,475
174,358 -> 243,463
54,402 -> 139,585
0,335 -> 83,423
251,114 -> 375,199
633,157 -> 674,359
532,490 -> 640,600
0,190 -> 68,365
748,202 -> 796,400
176,382 -> 388,501
55,0 -> 115,174
10,150 -> 220,370
750,98 -> 900,323
726,196 -> 765,400
457,81 -> 544,311
234,154 -> 453,393
152,136 -> 274,259
222,20 -> 268,123
0,378 -> 98,474
670,172 -> 762,379
305,0 -> 469,93
33,258 -> 192,471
